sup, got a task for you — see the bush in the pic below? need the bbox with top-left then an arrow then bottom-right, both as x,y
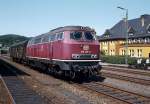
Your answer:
100,50 -> 105,55
100,55 -> 138,65
100,55 -> 126,64
128,57 -> 137,65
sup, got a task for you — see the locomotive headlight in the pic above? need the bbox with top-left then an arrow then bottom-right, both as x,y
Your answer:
76,55 -> 79,59
94,55 -> 97,58
91,54 -> 97,59
72,54 -> 80,59
91,54 -> 95,58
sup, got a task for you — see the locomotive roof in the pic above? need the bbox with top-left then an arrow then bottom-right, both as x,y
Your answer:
49,26 -> 95,33
10,40 -> 28,48
32,26 -> 95,39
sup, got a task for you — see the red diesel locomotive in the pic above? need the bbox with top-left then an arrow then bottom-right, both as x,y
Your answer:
10,26 -> 101,79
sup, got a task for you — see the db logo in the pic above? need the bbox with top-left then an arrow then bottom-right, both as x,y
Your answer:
83,45 -> 89,51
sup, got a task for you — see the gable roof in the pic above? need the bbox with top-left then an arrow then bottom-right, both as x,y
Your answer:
99,14 -> 150,41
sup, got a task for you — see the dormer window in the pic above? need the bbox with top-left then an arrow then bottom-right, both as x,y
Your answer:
129,33 -> 134,36
104,29 -> 111,38
128,27 -> 135,36
147,24 -> 150,33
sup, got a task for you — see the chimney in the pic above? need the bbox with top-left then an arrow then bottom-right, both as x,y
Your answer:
140,14 -> 149,27
141,18 -> 144,27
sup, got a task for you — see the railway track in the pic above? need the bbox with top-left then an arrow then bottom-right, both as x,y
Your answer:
1,56 -> 150,104
0,76 -> 15,104
0,59 -> 50,104
102,66 -> 150,77
79,82 -> 150,104
101,71 -> 150,86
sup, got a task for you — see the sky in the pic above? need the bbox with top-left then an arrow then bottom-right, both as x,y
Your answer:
0,0 -> 150,37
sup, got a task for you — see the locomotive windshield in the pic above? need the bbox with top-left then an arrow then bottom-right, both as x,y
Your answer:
70,32 -> 82,40
84,32 -> 94,40
70,31 -> 96,40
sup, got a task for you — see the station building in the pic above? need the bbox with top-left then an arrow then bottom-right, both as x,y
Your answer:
99,14 -> 150,58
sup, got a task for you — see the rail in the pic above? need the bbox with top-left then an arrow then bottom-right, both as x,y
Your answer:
79,82 -> 150,104
101,71 -> 150,86
0,75 -> 16,104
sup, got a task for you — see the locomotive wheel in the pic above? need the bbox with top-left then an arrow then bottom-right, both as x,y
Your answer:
85,69 -> 93,78
69,71 -> 76,79
47,67 -> 53,74
64,71 -> 75,79
83,72 -> 91,78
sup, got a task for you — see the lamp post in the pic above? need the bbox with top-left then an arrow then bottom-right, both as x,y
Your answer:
117,6 -> 128,65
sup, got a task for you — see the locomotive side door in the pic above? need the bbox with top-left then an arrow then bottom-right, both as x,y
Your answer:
54,33 -> 63,59
50,41 -> 53,60
49,34 -> 55,60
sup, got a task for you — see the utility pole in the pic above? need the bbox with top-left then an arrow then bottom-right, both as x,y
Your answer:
117,6 -> 128,64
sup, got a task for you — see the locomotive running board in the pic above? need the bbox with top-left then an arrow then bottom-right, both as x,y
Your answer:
26,56 -> 50,60
26,56 -> 101,62
52,59 -> 101,62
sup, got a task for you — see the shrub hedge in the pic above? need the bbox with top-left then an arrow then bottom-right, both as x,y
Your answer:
100,55 -> 141,65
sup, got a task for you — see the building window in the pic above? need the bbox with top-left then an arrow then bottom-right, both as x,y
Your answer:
105,50 -> 108,55
145,37 -> 150,43
135,39 -> 138,43
132,49 -> 134,57
145,38 -> 147,43
129,49 -> 131,56
128,39 -> 131,44
124,50 -> 125,55
147,24 -> 150,33
137,38 -> 142,43
140,49 -> 142,57
130,39 -> 133,43
122,49 -> 125,56
137,49 -> 139,57
110,50 -> 112,55
129,33 -> 134,36
137,49 -> 142,57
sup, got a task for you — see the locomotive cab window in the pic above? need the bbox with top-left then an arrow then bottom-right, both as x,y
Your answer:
70,32 -> 82,40
42,35 -> 49,43
28,40 -> 32,45
50,34 -> 56,41
84,32 -> 94,40
56,33 -> 64,40
28,38 -> 34,45
34,38 -> 42,44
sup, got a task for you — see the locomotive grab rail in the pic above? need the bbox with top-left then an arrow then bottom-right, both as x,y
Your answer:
27,56 -> 101,62
52,59 -> 101,62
